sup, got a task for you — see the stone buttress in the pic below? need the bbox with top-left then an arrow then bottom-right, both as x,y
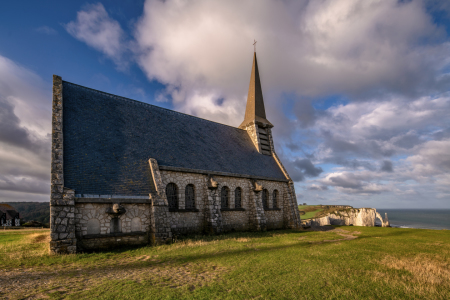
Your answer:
148,159 -> 172,244
50,75 -> 76,254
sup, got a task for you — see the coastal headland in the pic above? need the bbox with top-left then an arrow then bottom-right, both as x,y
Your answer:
299,205 -> 390,228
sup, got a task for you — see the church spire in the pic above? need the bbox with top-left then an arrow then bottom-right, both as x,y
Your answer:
239,51 -> 273,128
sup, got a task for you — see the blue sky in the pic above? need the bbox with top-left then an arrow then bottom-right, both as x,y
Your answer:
1,0 -> 450,208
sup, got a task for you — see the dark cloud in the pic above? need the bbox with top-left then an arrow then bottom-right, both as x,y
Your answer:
393,133 -> 422,149
322,130 -> 360,154
285,142 -> 301,152
0,97 -> 49,154
286,158 -> 323,182
0,175 -> 49,195
433,128 -> 450,141
0,98 -> 34,149
321,130 -> 395,158
307,185 -> 328,191
0,55 -> 52,202
321,172 -> 388,195
380,160 -> 393,172
327,174 -> 362,189
293,99 -> 318,128
324,157 -> 376,171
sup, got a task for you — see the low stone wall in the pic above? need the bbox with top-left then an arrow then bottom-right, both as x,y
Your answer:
77,232 -> 148,251
75,203 -> 151,237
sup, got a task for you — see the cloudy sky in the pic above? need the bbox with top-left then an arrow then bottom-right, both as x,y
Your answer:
1,0 -> 450,208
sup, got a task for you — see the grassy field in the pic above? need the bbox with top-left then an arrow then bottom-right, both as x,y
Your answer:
298,205 -> 326,219
1,227 -> 449,299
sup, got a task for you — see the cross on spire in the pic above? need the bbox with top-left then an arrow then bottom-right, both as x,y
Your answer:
253,39 -> 257,52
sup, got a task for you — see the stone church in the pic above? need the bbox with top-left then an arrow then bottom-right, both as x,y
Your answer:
50,52 -> 301,254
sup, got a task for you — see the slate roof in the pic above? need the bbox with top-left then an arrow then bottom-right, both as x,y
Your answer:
62,82 -> 287,196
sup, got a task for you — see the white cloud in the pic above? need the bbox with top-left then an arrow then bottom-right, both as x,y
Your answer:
65,3 -> 128,70
131,0 -> 449,127
408,139 -> 450,176
61,0 -> 450,207
35,26 -> 57,35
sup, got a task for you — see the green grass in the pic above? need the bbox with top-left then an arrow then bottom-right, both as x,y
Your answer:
298,205 -> 327,219
301,209 -> 324,219
1,227 -> 450,299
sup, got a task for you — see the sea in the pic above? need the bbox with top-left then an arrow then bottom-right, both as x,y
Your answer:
375,209 -> 450,230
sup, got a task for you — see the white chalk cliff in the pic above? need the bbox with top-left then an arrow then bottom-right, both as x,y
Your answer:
302,208 -> 390,228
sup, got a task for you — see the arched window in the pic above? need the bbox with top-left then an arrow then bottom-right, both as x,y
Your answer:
87,219 -> 100,235
262,189 -> 269,209
185,184 -> 195,209
221,186 -> 229,209
235,187 -> 242,208
131,217 -> 141,232
273,190 -> 278,208
166,183 -> 178,210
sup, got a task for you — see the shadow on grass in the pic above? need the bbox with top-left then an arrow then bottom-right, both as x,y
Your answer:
75,227 -> 412,267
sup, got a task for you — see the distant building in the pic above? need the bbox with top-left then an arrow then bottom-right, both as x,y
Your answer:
0,204 -> 20,227
303,203 -> 307,205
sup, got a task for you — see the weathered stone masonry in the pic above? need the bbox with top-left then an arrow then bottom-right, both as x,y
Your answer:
50,52 -> 301,254
50,75 -> 77,254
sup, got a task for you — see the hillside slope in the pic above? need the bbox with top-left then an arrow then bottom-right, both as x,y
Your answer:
1,202 -> 49,224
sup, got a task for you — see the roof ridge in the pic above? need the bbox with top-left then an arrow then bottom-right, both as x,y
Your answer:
62,80 -> 245,131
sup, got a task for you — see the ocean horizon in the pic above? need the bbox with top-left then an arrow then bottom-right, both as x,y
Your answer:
375,208 -> 450,230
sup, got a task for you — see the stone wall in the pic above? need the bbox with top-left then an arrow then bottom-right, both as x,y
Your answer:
50,75 -> 77,254
67,169 -> 297,252
78,233 -> 148,251
75,203 -> 151,236
160,171 -> 205,235
160,170 -> 290,233
72,201 -> 152,251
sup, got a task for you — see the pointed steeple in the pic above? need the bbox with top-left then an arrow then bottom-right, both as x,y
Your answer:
239,52 -> 273,128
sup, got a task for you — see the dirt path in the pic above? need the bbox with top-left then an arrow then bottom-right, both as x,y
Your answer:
0,259 -> 226,299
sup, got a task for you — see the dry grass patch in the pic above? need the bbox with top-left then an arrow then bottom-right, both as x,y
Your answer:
234,237 -> 251,242
306,227 -> 360,244
371,254 -> 450,296
0,232 -> 50,262
168,239 -> 219,250
32,233 -> 49,243
381,255 -> 450,287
